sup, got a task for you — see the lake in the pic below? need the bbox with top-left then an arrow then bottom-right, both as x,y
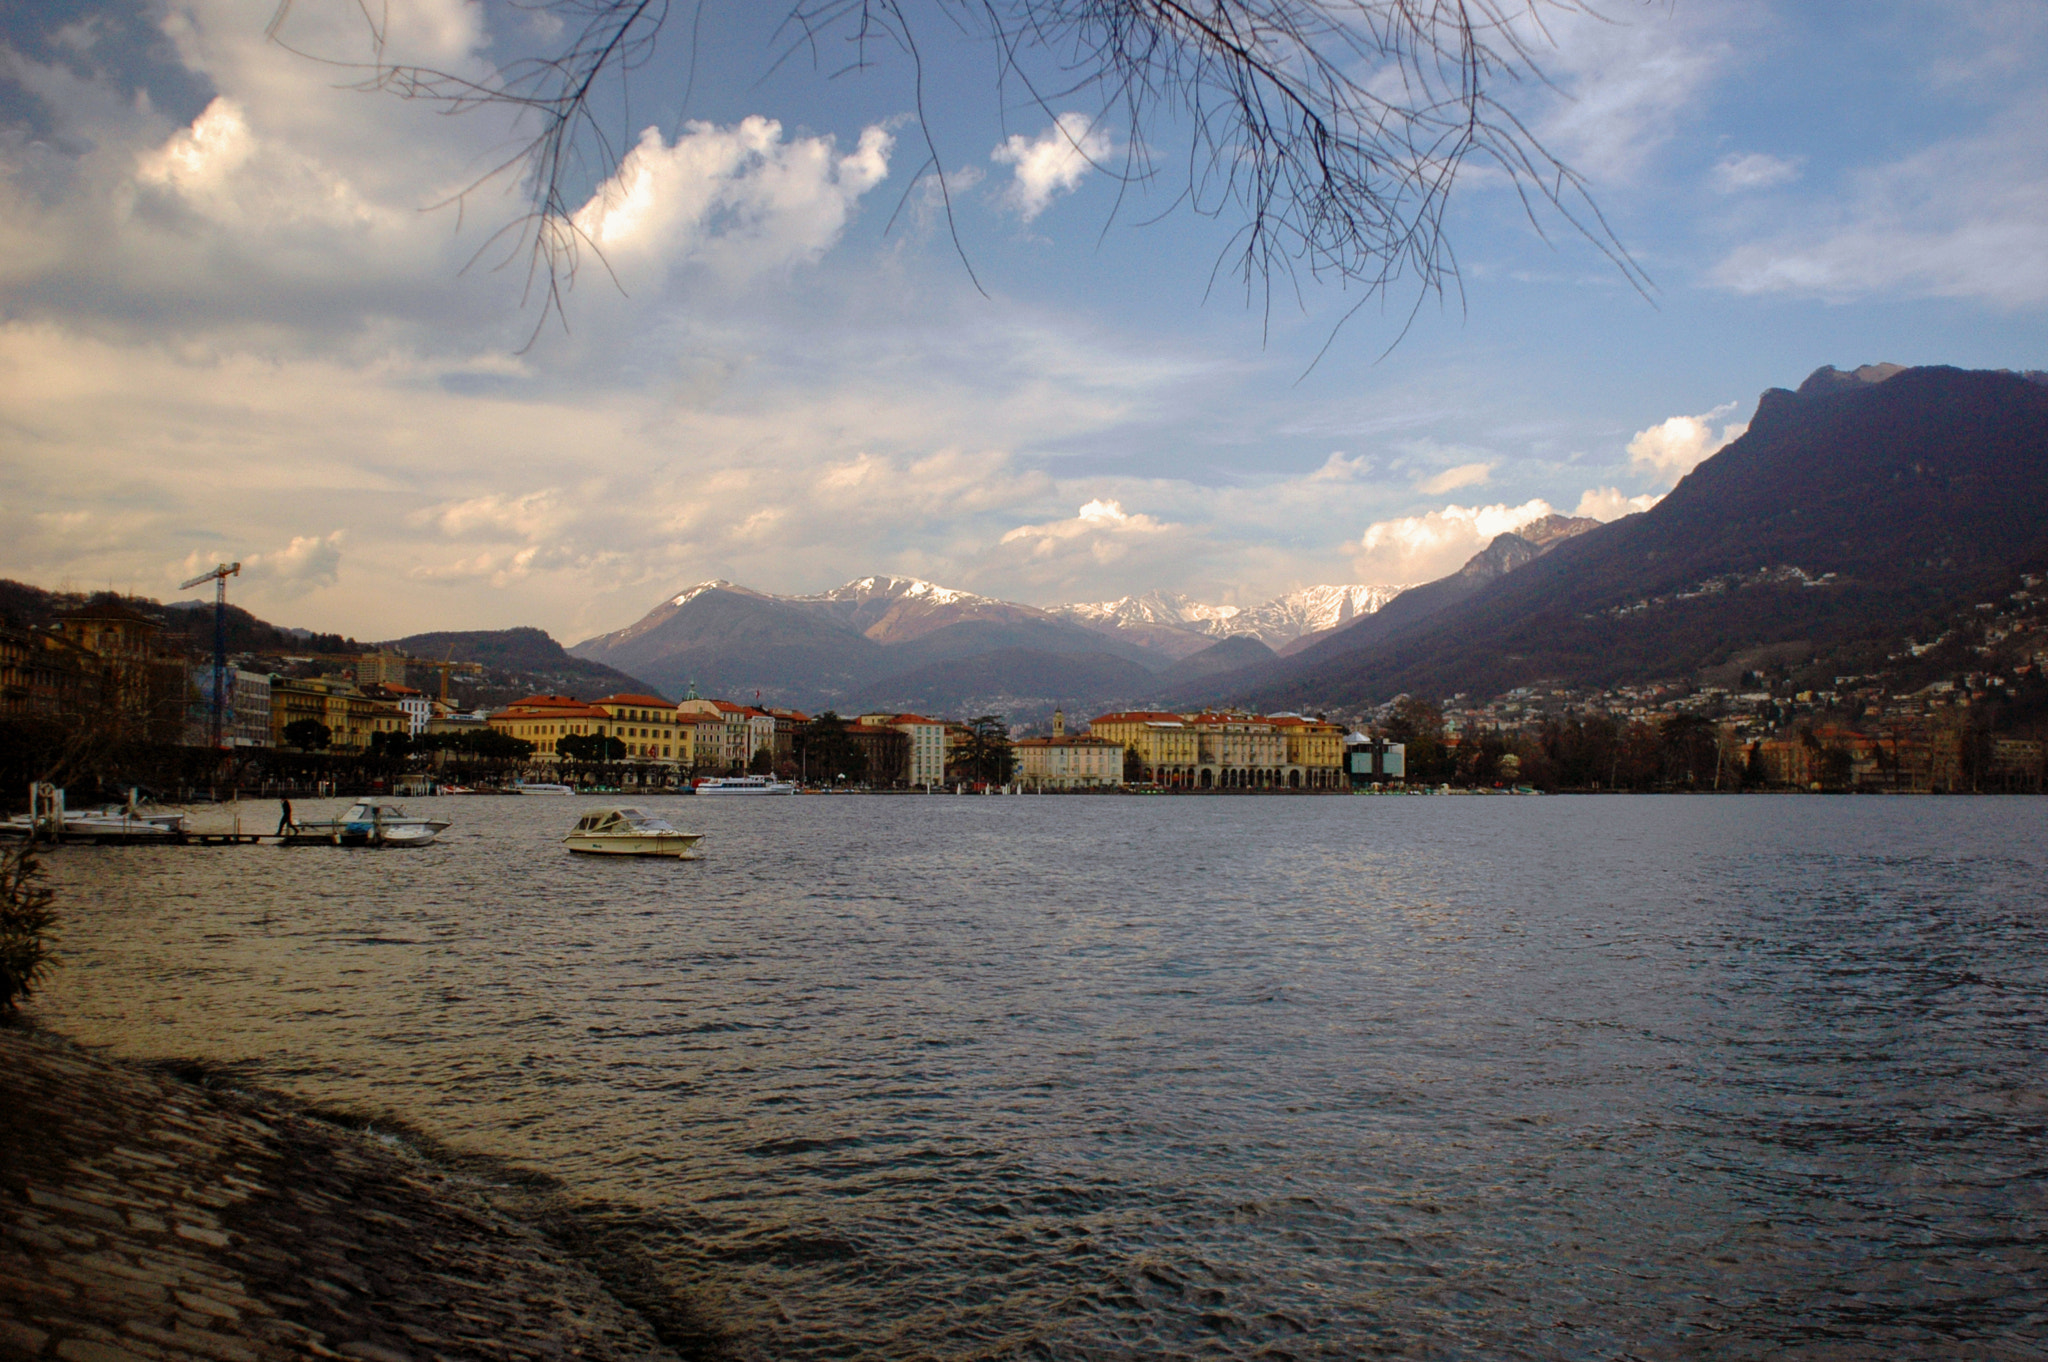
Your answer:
33,793 -> 2048,1359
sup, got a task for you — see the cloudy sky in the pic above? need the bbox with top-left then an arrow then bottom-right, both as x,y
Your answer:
4,1 -> 2046,644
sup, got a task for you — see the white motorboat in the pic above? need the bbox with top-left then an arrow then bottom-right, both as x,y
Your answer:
514,781 -> 576,795
563,806 -> 704,857
65,806 -> 186,841
2,791 -> 187,843
288,800 -> 451,847
693,776 -> 796,795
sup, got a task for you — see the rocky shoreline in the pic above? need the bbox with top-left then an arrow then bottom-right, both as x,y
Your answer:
1,1023 -> 709,1362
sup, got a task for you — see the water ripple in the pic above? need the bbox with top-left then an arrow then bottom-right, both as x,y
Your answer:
36,794 -> 2048,1358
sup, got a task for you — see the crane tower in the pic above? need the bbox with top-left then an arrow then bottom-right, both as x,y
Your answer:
178,562 -> 241,750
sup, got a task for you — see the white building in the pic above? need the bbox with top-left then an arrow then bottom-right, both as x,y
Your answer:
859,713 -> 949,787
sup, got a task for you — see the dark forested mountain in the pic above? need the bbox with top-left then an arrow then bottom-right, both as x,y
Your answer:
1255,365 -> 2048,709
383,627 -> 656,702
0,580 -> 361,655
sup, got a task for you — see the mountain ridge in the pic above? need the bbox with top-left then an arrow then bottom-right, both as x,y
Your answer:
1251,364 -> 2048,710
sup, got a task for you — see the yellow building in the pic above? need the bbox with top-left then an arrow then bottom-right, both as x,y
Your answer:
486,694 -> 609,760
1268,715 -> 1348,789
270,676 -> 407,751
589,693 -> 684,764
1186,712 -> 1289,788
1014,734 -> 1123,788
1088,711 -> 1200,786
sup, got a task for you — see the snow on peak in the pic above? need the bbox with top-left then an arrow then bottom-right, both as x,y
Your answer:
671,580 -> 734,606
806,575 -> 988,607
1053,583 -> 1406,645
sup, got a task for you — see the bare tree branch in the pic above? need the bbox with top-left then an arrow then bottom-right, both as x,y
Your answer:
278,0 -> 1647,347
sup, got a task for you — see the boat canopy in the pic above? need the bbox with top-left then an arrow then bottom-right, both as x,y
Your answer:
573,807 -> 677,834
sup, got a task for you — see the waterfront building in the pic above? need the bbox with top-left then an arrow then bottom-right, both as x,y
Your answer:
485,694 -> 609,760
0,626 -> 85,716
270,676 -> 407,751
1345,733 -> 1406,786
52,598 -> 189,743
677,698 -> 777,771
1267,714 -> 1347,788
1186,711 -> 1289,789
844,722 -> 910,786
763,707 -> 811,765
359,682 -> 432,737
673,710 -> 720,769
589,693 -> 683,764
857,713 -> 949,787
1087,711 -> 1200,785
184,666 -> 272,747
1013,711 -> 1123,789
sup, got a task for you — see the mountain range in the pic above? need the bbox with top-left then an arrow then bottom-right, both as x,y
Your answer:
573,364 -> 2048,720
565,576 -> 1410,717
15,362 -> 2038,728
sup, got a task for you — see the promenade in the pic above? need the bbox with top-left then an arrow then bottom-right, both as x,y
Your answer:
0,1026 -> 680,1362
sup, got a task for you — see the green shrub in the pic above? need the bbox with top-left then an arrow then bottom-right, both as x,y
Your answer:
0,845 -> 57,1013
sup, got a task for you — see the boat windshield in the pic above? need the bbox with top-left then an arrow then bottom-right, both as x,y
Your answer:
576,808 -> 679,834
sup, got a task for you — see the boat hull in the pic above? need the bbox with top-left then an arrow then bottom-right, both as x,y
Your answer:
563,834 -> 703,858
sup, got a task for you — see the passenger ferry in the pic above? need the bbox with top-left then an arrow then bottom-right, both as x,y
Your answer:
693,775 -> 796,795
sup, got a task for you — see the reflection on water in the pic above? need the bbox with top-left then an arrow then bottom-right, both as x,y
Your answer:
36,794 -> 2048,1358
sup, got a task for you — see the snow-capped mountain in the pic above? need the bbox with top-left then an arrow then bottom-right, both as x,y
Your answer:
1053,590 -> 1243,631
1053,583 -> 1407,650
570,574 -> 1411,708
787,575 -> 1051,645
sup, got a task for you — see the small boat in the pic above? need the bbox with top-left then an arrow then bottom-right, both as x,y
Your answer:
2,791 -> 187,844
693,776 -> 796,795
563,806 -> 703,858
514,781 -> 576,796
66,806 -> 187,841
288,800 -> 451,847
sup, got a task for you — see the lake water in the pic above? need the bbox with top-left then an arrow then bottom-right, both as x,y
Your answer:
32,794 -> 2048,1359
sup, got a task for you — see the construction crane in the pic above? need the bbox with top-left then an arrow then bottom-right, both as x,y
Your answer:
420,646 -> 484,705
179,561 -> 240,750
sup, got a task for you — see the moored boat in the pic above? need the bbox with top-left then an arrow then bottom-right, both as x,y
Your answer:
562,806 -> 704,857
514,781 -> 576,795
693,776 -> 796,795
287,801 -> 450,847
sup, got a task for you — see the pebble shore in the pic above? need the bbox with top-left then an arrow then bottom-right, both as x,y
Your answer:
1,1024 -> 684,1362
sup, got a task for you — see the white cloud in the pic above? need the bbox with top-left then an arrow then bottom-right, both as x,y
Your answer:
1711,96 -> 2048,305
1711,152 -> 1801,193
1416,462 -> 1493,495
251,531 -> 344,593
1351,498 -> 1556,582
1573,487 -> 1662,521
572,118 -> 893,280
1526,5 -> 1736,184
1626,402 -> 1746,480
999,498 -> 1174,560
991,114 -> 1111,221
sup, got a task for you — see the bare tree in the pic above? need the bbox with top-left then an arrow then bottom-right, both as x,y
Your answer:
278,1 -> 1644,342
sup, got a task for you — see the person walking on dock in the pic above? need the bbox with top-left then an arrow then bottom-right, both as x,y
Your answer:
276,798 -> 294,836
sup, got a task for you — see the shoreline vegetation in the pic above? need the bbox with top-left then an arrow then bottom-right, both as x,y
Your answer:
0,1020 -> 721,1362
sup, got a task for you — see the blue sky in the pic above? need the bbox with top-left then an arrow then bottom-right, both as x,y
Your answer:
3,0 -> 2045,642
